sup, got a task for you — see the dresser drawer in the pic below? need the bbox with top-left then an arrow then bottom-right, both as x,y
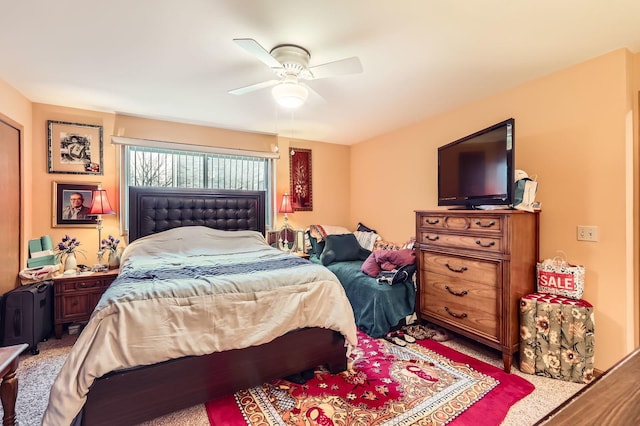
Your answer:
418,231 -> 503,253
422,271 -> 499,339
420,252 -> 498,286
418,214 -> 502,233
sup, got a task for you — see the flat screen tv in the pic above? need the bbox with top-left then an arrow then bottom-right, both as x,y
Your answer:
438,118 -> 514,209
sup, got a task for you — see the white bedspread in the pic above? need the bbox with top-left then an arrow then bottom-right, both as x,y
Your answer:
43,226 -> 357,425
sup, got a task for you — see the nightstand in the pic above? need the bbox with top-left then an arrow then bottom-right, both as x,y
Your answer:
52,269 -> 119,338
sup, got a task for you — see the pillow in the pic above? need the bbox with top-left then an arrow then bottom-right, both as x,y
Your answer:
353,230 -> 380,251
356,222 -> 377,234
320,233 -> 371,266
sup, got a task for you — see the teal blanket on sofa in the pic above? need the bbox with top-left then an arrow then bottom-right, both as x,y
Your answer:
310,256 -> 415,338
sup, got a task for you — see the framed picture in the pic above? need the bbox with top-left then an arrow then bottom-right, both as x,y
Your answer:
53,181 -> 100,227
289,147 -> 313,211
47,120 -> 103,175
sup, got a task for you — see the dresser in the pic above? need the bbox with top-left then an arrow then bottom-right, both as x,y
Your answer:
415,210 -> 539,372
52,269 -> 119,338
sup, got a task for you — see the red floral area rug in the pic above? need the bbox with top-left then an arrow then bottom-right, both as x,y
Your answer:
206,331 -> 534,425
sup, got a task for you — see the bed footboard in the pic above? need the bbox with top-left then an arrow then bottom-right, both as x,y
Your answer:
82,328 -> 347,426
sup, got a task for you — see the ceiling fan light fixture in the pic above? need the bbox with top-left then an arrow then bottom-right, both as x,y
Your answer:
272,81 -> 308,108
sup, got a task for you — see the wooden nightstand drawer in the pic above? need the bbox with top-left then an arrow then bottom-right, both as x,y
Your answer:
53,269 -> 119,338
61,279 -> 108,293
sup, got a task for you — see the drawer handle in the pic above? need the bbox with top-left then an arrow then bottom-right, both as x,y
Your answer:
445,285 -> 468,297
72,300 -> 78,307
79,282 -> 87,288
426,218 -> 440,225
475,239 -> 495,248
445,263 -> 467,273
444,306 -> 468,319
425,235 -> 439,242
475,220 -> 496,228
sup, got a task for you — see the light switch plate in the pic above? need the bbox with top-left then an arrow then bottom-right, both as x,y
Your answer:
577,226 -> 598,242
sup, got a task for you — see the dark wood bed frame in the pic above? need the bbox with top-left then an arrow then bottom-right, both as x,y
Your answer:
80,187 -> 348,426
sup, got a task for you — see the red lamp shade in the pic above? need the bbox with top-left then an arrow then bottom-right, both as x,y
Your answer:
88,189 -> 116,215
278,193 -> 294,214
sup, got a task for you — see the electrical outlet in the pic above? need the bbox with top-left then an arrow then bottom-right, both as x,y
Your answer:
577,226 -> 598,242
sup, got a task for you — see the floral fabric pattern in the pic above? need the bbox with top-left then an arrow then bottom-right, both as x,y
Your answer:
519,292 -> 595,384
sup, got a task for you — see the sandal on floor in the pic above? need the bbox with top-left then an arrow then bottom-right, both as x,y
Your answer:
431,327 -> 451,342
384,332 -> 407,347
395,330 -> 416,343
402,325 -> 436,340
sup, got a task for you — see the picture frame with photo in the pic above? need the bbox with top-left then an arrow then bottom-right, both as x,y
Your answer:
53,181 -> 100,227
47,120 -> 103,175
289,147 -> 313,211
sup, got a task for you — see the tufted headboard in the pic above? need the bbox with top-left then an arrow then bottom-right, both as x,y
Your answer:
128,186 -> 266,242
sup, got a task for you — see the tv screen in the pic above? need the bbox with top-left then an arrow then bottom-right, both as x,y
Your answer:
438,118 -> 514,208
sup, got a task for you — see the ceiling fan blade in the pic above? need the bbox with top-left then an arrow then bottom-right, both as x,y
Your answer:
233,38 -> 282,68
228,79 -> 279,96
308,56 -> 363,80
301,83 -> 326,105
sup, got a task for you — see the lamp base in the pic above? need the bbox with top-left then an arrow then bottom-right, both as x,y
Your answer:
278,224 -> 297,253
91,249 -> 108,272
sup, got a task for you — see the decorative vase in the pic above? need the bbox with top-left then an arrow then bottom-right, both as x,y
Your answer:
108,250 -> 121,270
64,253 -> 77,272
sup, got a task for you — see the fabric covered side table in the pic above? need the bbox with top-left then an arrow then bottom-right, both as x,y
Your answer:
519,292 -> 595,384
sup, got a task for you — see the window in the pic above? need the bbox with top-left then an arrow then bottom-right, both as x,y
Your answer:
116,138 -> 277,233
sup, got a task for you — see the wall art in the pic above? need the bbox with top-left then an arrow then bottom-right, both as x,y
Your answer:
47,120 -> 103,175
53,181 -> 100,227
289,147 -> 312,211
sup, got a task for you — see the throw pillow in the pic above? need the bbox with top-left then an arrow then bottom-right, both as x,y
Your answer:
353,230 -> 380,251
356,222 -> 377,233
320,233 -> 371,266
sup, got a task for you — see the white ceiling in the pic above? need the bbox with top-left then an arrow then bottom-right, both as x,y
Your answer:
1,0 -> 640,145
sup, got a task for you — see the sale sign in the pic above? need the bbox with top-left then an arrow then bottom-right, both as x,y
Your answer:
536,260 -> 585,299
538,271 -> 575,291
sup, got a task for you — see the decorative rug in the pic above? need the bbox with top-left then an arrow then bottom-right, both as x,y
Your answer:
206,331 -> 534,425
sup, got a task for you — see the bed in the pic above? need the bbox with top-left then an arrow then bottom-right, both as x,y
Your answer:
306,228 -> 416,338
43,187 -> 358,426
309,256 -> 415,337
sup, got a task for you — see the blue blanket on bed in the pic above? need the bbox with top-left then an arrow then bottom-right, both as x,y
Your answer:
310,256 -> 415,337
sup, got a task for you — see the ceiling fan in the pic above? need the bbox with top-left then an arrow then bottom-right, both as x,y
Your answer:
229,38 -> 363,108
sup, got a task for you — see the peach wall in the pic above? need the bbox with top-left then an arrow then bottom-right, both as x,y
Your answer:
275,137 -> 351,232
31,104 -> 118,270
113,114 -> 276,152
23,106 -> 349,278
350,49 -> 636,370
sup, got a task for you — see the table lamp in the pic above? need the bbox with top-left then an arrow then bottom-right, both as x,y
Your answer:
278,193 -> 295,252
88,189 -> 115,269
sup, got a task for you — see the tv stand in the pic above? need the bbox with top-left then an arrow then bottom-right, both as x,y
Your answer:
414,210 -> 539,372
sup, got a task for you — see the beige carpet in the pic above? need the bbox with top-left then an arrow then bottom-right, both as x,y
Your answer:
2,332 -> 584,425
